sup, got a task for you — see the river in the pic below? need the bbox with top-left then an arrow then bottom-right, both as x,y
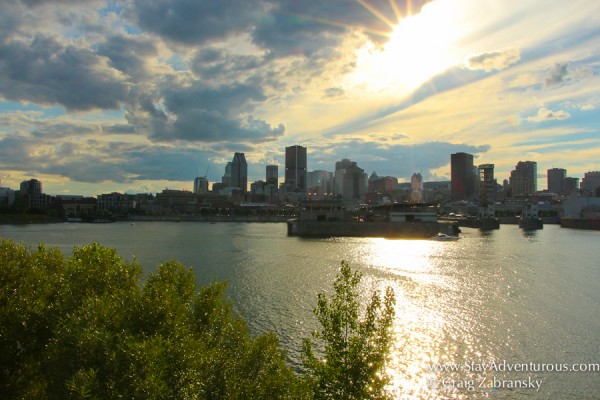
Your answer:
1,222 -> 598,399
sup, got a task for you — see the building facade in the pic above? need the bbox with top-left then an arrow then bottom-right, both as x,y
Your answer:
284,145 -> 307,192
450,152 -> 475,201
231,153 -> 248,193
478,164 -> 496,206
509,161 -> 537,196
193,176 -> 209,194
547,168 -> 566,194
581,171 -> 600,193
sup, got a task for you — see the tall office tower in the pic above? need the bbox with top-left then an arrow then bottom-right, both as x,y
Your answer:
547,168 -> 566,194
334,158 -> 355,196
266,165 -> 278,186
284,145 -> 307,192
307,170 -> 334,197
20,179 -> 42,195
342,163 -> 367,201
563,177 -> 580,195
221,162 -> 233,187
193,176 -> 209,193
581,171 -> 600,192
478,164 -> 496,206
509,161 -> 537,195
231,153 -> 248,193
450,152 -> 475,201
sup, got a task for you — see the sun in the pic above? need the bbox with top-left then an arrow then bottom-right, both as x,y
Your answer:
347,0 -> 469,95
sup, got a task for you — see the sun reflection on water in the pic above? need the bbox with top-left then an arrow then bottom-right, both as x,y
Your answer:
354,238 -> 493,399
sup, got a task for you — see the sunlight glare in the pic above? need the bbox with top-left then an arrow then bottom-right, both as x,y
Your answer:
348,0 -> 469,95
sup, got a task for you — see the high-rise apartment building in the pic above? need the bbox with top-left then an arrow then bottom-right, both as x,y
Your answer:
285,145 -> 307,192
20,179 -> 42,195
450,152 -> 475,201
231,152 -> 248,193
547,168 -> 566,194
509,161 -> 537,196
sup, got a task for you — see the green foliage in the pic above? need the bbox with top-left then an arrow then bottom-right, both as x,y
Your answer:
0,239 -> 308,400
302,261 -> 396,400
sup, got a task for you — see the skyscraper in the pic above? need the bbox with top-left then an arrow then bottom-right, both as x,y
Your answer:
509,161 -> 537,195
20,179 -> 42,195
450,152 -> 475,201
266,165 -> 278,186
547,168 -> 566,194
285,145 -> 307,192
193,176 -> 209,193
231,152 -> 248,193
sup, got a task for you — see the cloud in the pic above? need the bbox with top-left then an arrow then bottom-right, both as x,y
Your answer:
545,62 -> 568,86
125,80 -> 285,143
323,87 -> 345,98
465,49 -> 521,72
125,0 -> 266,45
526,107 -> 571,122
309,139 -> 490,181
0,35 -> 129,111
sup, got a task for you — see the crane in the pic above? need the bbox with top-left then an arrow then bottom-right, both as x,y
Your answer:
0,173 -> 9,188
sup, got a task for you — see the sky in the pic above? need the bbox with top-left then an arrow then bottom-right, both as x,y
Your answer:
0,0 -> 599,196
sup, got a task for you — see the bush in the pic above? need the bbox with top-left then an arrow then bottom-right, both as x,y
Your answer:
0,239 -> 308,399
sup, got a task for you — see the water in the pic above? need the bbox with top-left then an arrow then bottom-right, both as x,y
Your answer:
1,222 -> 599,399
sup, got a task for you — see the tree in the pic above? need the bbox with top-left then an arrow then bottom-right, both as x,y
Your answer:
0,239 -> 309,399
302,261 -> 396,400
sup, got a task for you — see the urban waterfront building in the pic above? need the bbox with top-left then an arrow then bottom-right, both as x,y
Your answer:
284,145 -> 307,192
411,172 -> 423,202
20,179 -> 42,195
509,161 -> 537,196
333,159 -> 367,202
478,164 -> 496,206
307,170 -> 334,199
193,176 -> 209,194
450,152 -> 475,201
547,168 -> 566,194
221,162 -> 233,188
231,152 -> 248,193
581,171 -> 600,193
564,177 -> 580,195
266,165 -> 278,186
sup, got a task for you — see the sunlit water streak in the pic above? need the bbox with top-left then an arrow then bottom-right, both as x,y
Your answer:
1,222 -> 599,398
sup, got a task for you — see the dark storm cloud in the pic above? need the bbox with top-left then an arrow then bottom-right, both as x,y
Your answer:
125,0 -> 267,45
252,0 -> 429,57
191,48 -> 265,81
0,35 -> 129,111
31,122 -> 95,138
126,80 -> 285,143
97,35 -> 158,80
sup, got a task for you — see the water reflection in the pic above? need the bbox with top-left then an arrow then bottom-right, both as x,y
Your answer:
354,237 -> 495,399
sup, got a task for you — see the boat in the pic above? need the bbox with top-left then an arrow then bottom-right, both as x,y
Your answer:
431,233 -> 461,241
519,205 -> 543,230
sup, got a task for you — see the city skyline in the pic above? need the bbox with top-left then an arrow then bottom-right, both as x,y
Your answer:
0,0 -> 599,196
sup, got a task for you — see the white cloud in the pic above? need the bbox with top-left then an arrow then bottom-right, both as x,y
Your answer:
465,49 -> 521,72
526,107 -> 571,122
